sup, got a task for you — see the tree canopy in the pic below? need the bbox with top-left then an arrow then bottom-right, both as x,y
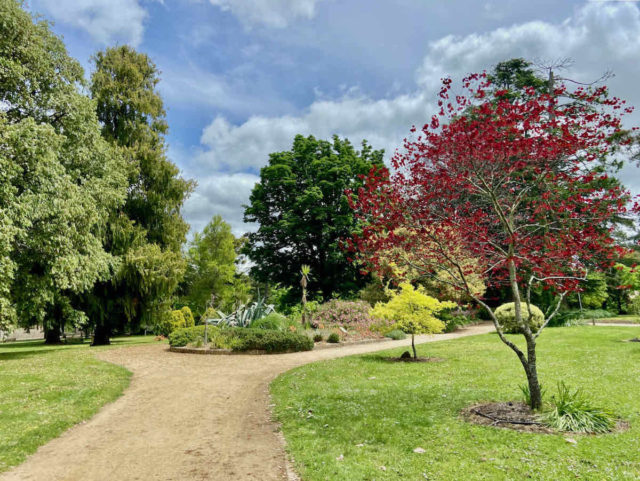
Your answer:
350,72 -> 636,408
244,134 -> 384,301
80,45 -> 194,344
181,215 -> 250,316
0,0 -> 128,341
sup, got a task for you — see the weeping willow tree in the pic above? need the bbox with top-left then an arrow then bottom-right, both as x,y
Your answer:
79,46 -> 194,344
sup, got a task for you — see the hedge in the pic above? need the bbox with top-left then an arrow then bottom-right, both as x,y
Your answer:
169,325 -> 314,353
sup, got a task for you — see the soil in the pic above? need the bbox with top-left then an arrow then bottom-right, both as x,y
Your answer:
384,356 -> 445,363
463,402 -> 630,435
462,401 -> 554,434
629,338 -> 640,342
0,323 -> 494,481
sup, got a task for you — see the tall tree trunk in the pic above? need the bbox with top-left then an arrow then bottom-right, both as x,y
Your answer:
411,333 -> 417,359
44,324 -> 61,344
92,321 -> 111,346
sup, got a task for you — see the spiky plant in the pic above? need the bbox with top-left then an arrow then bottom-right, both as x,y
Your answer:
542,382 -> 615,434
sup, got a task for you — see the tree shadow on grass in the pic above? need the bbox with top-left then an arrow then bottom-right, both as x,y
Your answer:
0,339 -> 90,360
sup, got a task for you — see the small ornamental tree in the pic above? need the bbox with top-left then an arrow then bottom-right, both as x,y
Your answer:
372,283 -> 456,359
350,73 -> 637,409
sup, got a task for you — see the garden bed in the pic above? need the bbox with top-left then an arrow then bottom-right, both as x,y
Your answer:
170,346 -> 273,355
462,401 -> 553,433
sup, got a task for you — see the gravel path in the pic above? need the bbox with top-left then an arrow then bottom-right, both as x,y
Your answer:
0,323 -> 494,481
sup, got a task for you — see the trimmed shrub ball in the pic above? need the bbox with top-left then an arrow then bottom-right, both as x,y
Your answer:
495,302 -> 545,334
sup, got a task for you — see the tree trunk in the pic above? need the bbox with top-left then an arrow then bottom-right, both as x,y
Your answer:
507,258 -> 543,410
92,322 -> 111,346
523,337 -> 543,410
44,325 -> 61,344
411,333 -> 417,359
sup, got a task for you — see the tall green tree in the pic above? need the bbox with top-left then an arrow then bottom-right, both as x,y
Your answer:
82,45 -> 194,344
0,0 -> 127,342
244,135 -> 383,300
181,215 -> 249,316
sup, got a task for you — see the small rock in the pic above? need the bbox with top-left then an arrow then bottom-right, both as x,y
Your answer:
401,351 -> 412,359
413,447 -> 426,454
379,466 -> 387,471
368,376 -> 376,380
336,454 -> 344,461
565,438 -> 577,445
355,443 -> 365,447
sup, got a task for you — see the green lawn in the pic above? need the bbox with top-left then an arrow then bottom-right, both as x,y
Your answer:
0,335 -> 160,473
595,315 -> 640,324
271,327 -> 640,481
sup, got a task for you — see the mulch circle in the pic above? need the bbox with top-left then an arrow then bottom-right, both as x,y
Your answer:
463,402 -> 630,435
462,401 -> 554,433
384,356 -> 445,363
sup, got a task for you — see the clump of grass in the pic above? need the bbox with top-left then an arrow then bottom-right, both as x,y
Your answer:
519,383 -> 546,409
385,329 -> 406,340
542,382 -> 616,434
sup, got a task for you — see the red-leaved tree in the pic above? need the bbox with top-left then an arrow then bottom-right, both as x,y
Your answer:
349,73 -> 637,409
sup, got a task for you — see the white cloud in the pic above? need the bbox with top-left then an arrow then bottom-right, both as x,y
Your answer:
183,173 -> 259,236
196,91 -> 432,172
416,2 -> 640,96
188,2 -> 640,233
207,0 -> 325,28
34,0 -> 147,46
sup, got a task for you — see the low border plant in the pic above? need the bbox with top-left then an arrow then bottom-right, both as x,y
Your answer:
541,382 -> 616,434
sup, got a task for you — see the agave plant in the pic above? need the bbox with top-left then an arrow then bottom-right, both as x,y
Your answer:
209,296 -> 275,328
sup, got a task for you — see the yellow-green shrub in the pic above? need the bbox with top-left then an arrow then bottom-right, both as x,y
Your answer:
372,283 -> 456,358
157,308 -> 194,336
495,302 -> 545,334
181,306 -> 195,327
372,283 -> 456,335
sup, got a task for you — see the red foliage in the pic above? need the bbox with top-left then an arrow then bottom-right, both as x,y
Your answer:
348,73 -> 638,296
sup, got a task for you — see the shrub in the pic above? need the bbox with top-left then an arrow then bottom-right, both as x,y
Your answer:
251,312 -> 287,330
358,282 -> 390,306
313,332 -> 324,342
542,382 -> 615,434
168,325 -> 206,347
385,329 -> 406,340
157,308 -> 192,336
327,332 -> 340,343
168,326 -> 313,353
495,302 -> 545,334
441,314 -> 471,333
181,306 -> 195,327
311,299 -> 386,338
551,309 -> 615,327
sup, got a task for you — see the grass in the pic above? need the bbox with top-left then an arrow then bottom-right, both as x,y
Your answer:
271,327 -> 640,481
0,335 -> 160,473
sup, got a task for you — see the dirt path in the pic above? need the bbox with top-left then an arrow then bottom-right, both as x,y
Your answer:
0,323 -> 494,481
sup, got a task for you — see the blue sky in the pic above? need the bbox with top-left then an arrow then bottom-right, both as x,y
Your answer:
27,0 -> 640,235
